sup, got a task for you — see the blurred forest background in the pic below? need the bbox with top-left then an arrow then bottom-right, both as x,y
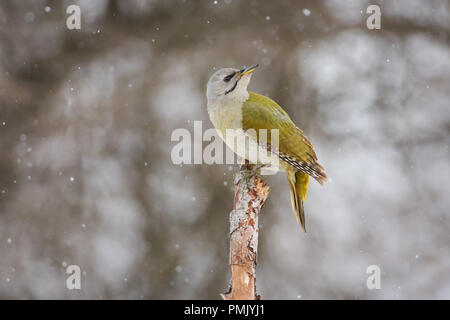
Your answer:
0,0 -> 449,299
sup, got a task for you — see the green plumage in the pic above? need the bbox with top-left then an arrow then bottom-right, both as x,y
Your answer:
242,92 -> 327,231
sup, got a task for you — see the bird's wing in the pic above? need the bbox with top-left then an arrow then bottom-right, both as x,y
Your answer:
242,92 -> 327,184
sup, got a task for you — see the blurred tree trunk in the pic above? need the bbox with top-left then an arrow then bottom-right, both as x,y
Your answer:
221,163 -> 269,300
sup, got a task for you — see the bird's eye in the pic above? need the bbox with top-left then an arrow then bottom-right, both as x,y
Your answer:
224,73 -> 234,82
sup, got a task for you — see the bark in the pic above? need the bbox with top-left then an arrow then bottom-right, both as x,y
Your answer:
221,163 -> 269,300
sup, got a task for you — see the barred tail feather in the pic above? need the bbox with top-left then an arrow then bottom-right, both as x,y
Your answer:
312,161 -> 328,185
278,151 -> 327,185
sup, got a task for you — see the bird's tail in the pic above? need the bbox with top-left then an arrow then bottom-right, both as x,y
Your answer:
306,159 -> 328,185
286,169 -> 309,232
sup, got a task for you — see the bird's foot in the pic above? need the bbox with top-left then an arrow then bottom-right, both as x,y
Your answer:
236,163 -> 268,182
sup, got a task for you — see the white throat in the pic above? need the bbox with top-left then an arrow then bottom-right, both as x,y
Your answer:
207,75 -> 250,111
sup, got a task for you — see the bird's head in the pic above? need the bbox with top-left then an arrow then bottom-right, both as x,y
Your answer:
206,64 -> 258,101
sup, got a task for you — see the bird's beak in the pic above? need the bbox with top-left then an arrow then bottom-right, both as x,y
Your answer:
239,64 -> 259,76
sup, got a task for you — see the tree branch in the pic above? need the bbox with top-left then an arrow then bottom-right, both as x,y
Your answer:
221,163 -> 269,300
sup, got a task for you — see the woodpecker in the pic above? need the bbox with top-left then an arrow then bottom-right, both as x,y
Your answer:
206,64 -> 327,232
